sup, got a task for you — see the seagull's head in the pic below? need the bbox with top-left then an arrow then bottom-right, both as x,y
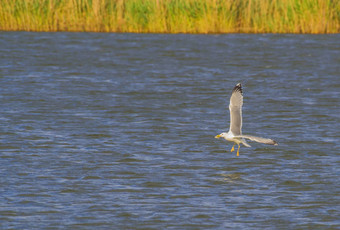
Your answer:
215,132 -> 228,139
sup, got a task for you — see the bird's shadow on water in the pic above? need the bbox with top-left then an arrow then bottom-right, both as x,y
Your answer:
208,145 -> 284,184
214,173 -> 245,184
205,150 -> 246,184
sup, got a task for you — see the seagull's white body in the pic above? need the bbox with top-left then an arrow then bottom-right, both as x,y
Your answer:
215,83 -> 277,156
218,132 -> 250,147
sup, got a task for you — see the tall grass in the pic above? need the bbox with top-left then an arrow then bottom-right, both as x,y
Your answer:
0,0 -> 339,33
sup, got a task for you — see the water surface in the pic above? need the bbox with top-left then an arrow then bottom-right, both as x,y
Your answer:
1,32 -> 339,229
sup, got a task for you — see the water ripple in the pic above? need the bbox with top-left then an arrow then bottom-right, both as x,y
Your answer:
0,32 -> 339,229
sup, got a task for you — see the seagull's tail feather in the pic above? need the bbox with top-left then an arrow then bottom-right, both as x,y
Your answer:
241,139 -> 251,147
236,135 -> 278,146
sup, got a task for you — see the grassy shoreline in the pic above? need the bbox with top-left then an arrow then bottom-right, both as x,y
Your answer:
0,0 -> 339,34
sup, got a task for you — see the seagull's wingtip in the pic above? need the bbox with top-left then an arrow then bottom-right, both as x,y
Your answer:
232,83 -> 243,94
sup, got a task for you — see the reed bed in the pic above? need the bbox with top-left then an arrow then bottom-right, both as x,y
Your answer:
0,0 -> 339,33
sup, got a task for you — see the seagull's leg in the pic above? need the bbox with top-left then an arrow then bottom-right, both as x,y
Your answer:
236,144 -> 240,156
230,144 -> 235,152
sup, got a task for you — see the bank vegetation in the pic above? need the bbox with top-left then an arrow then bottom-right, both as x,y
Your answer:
0,0 -> 339,33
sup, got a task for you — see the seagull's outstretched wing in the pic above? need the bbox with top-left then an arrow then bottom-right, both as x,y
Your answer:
235,135 -> 278,145
229,83 -> 243,136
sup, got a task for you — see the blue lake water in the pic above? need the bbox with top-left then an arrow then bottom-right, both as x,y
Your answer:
0,32 -> 339,229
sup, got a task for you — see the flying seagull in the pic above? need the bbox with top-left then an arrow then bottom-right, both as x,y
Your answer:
215,83 -> 278,156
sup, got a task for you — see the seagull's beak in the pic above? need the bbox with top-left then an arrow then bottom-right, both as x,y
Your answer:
215,135 -> 221,139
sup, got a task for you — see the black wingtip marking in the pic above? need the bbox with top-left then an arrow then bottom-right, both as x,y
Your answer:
232,83 -> 242,94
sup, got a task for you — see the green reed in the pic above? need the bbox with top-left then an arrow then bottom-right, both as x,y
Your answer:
0,0 -> 339,33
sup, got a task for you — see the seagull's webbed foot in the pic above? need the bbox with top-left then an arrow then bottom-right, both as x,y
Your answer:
230,144 -> 235,152
236,144 -> 240,157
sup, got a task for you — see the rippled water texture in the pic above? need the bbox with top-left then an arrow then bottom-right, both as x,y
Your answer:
1,32 -> 339,229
